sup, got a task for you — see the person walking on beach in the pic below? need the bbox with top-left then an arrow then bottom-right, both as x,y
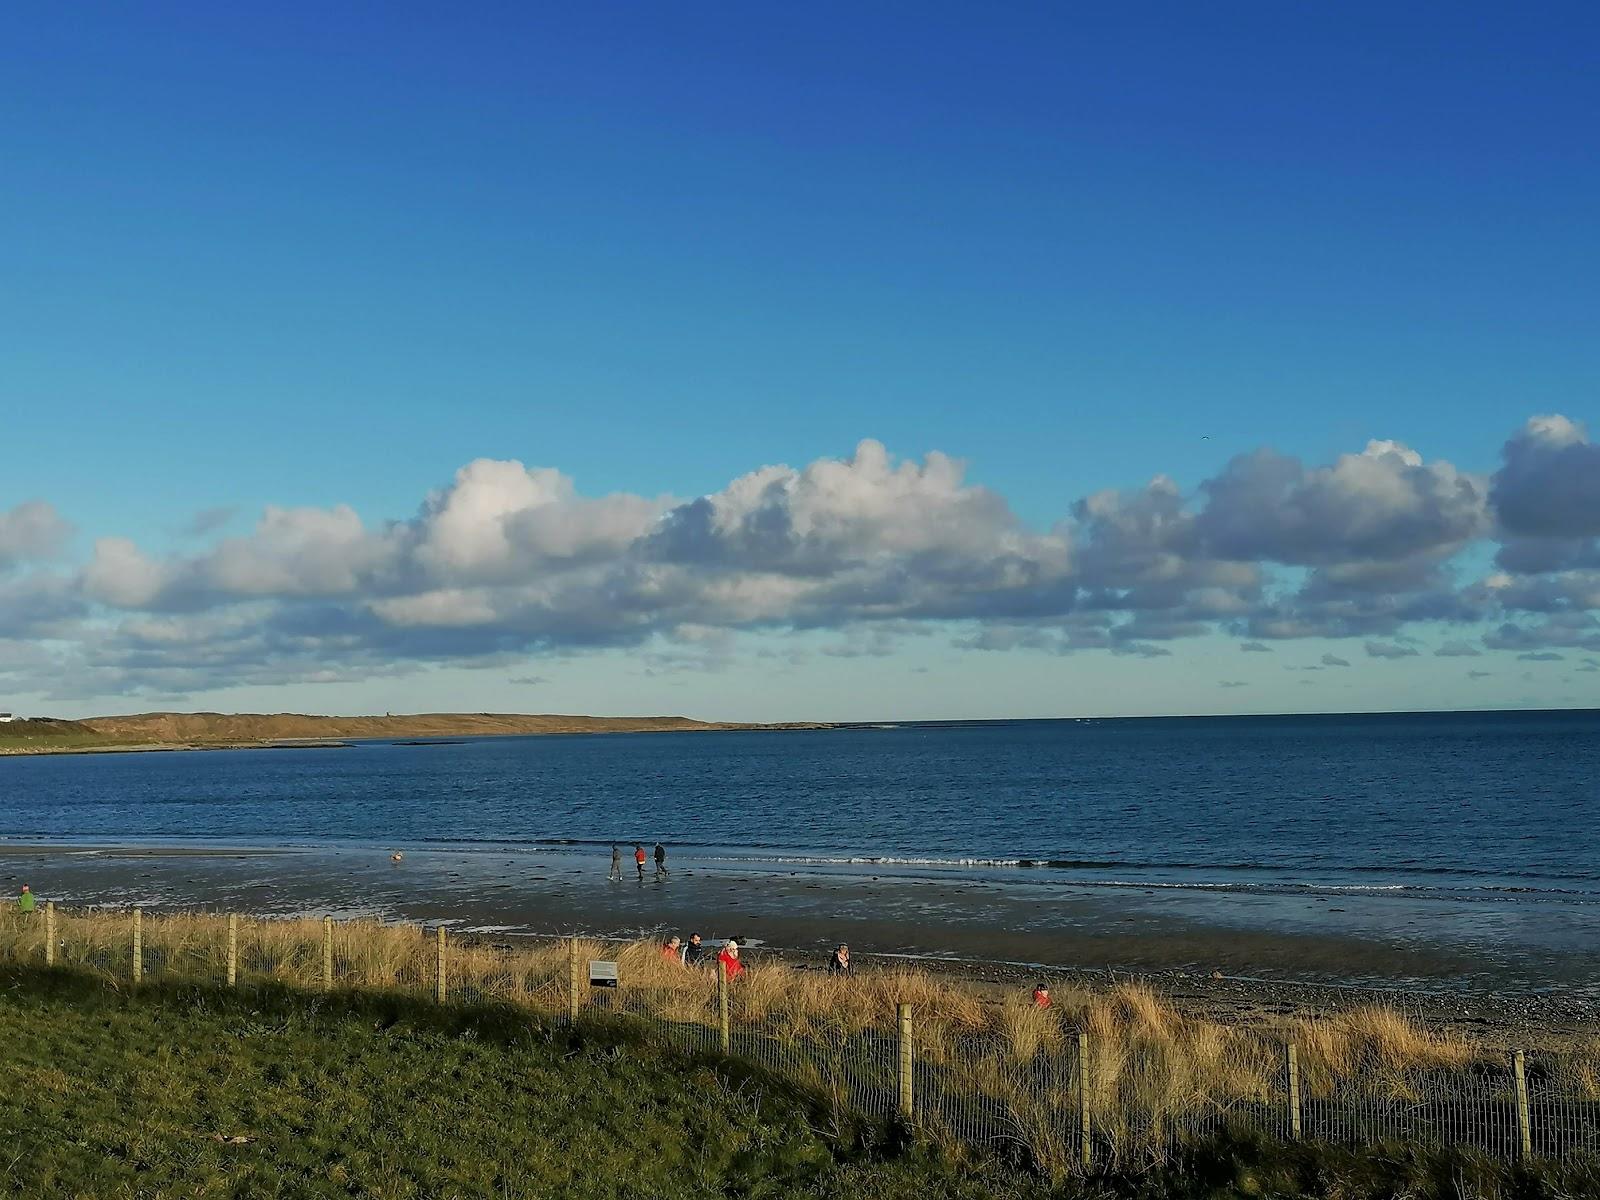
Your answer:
683,932 -> 706,966
827,944 -> 850,975
717,938 -> 745,981
634,844 -> 647,882
609,844 -> 622,882
653,841 -> 668,881
16,884 -> 35,914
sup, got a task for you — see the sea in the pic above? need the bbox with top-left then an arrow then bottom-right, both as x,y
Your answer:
3,710 -> 1598,992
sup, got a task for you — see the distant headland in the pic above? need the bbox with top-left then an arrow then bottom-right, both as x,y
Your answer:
0,711 -> 829,756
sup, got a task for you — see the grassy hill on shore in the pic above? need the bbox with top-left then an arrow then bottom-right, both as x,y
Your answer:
0,710 -> 824,754
1,966 -> 1591,1199
0,717 -> 114,751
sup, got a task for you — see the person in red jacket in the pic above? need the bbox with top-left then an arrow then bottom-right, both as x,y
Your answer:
717,938 -> 745,980
634,844 -> 647,882
1032,982 -> 1051,1009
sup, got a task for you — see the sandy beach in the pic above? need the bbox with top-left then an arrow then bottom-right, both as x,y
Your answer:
5,840 -> 1595,1040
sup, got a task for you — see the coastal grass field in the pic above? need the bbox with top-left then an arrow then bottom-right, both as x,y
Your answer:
5,908 -> 1599,1183
0,717 -> 123,753
0,711 -> 819,755
2,965 -> 1596,1199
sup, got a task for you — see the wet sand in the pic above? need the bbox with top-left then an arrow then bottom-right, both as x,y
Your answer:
6,840 -> 1597,1034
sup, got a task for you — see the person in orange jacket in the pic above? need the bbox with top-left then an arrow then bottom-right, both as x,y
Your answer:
634,844 -> 647,882
717,938 -> 745,980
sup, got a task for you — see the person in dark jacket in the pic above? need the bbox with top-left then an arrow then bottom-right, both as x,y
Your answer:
827,944 -> 851,974
682,932 -> 706,966
654,842 -> 669,880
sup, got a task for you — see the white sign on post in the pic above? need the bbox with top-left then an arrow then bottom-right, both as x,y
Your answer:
589,960 -> 619,988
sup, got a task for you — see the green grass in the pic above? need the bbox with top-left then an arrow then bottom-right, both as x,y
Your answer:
0,966 -> 1594,1199
0,718 -> 120,752
0,966 -> 1039,1199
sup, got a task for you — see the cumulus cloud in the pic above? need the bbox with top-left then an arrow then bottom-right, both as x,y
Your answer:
1364,641 -> 1419,659
415,458 -> 663,581
83,538 -> 176,609
1490,416 -> 1600,582
6,415 -> 1599,698
1194,441 -> 1485,566
1492,416 -> 1600,539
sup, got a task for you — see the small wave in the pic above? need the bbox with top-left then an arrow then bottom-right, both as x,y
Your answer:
749,854 -> 1030,868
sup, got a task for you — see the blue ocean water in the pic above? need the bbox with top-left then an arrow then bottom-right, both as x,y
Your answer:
2,710 -> 1597,906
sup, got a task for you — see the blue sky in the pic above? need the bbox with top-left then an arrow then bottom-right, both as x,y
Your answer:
2,3 -> 1598,720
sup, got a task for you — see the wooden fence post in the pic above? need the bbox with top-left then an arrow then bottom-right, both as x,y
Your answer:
1077,1030 -> 1092,1170
226,914 -> 238,987
718,958 -> 731,1055
1286,1043 -> 1302,1139
897,1003 -> 914,1118
131,908 -> 143,985
435,926 -> 447,1004
321,916 -> 333,991
1513,1050 -> 1532,1159
44,902 -> 55,967
567,937 -> 581,1022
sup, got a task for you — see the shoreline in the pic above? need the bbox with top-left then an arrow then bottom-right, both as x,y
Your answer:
5,840 -> 1596,1038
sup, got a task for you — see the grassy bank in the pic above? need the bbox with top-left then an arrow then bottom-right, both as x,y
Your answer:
0,717 -> 122,753
2,966 -> 1596,1199
5,908 -> 1600,1179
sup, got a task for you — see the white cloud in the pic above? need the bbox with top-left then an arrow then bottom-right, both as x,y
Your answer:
83,538 -> 174,608
208,505 -> 384,596
4,416 -> 1598,698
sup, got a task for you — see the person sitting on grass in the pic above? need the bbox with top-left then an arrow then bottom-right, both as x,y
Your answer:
1032,983 -> 1051,1009
16,884 -> 35,913
661,935 -> 682,963
682,933 -> 706,966
717,938 -> 745,980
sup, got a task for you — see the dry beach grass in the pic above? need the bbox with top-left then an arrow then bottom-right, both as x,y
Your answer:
5,905 -> 1592,1178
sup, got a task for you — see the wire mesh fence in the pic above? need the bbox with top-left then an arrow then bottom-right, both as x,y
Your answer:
1,906 -> 1596,1172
